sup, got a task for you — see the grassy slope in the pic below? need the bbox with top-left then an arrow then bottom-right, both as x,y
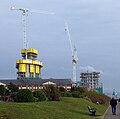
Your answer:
0,97 -> 108,119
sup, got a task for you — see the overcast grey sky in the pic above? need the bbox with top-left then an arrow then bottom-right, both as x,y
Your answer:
0,0 -> 120,94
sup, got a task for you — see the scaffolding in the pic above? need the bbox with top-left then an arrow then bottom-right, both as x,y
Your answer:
80,72 -> 102,92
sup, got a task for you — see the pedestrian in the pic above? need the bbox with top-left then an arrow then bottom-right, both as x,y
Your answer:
110,97 -> 117,115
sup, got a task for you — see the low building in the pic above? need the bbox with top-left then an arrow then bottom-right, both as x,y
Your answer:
0,79 -> 74,91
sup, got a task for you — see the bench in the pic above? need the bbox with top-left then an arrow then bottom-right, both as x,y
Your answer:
87,106 -> 96,116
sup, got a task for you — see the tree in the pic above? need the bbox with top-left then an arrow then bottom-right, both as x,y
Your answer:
45,85 -> 60,101
17,89 -> 33,102
0,85 -> 5,96
33,90 -> 46,102
8,82 -> 18,93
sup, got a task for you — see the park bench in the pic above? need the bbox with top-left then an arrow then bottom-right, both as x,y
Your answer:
87,106 -> 96,116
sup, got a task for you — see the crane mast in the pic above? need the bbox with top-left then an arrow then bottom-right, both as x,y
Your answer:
65,22 -> 73,56
21,8 -> 28,50
11,7 -> 28,59
65,22 -> 78,83
11,6 -> 54,59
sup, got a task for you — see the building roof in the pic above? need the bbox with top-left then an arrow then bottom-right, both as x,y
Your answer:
0,78 -> 73,86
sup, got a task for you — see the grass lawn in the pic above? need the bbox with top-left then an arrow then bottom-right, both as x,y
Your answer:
0,97 -> 108,119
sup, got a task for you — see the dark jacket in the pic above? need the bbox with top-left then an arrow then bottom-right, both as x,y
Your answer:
110,98 -> 117,107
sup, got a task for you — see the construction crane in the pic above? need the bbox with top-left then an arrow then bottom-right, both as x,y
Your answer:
65,22 -> 78,83
11,6 -> 54,59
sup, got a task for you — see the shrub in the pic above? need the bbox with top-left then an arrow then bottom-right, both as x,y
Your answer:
44,85 -> 60,101
11,92 -> 17,102
17,89 -> 34,102
33,91 -> 46,102
70,87 -> 87,98
33,97 -> 39,102
59,87 -> 66,92
71,87 -> 87,94
60,92 -> 72,97
83,96 -> 92,102
84,90 -> 110,104
72,91 -> 83,98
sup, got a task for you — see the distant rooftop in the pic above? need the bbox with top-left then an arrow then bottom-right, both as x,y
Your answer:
0,78 -> 73,86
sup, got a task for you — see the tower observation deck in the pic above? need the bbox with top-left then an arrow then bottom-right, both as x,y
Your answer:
16,48 -> 43,80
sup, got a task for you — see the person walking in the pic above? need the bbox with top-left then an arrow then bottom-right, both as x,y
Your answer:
110,97 -> 117,115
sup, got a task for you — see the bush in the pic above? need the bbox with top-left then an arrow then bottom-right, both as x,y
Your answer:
44,85 -> 60,101
11,92 -> 17,102
17,89 -> 34,102
60,92 -> 72,97
84,90 -> 110,104
59,87 -> 66,92
72,91 -> 83,98
71,87 -> 87,94
83,96 -> 91,102
33,91 -> 46,102
33,97 -> 39,102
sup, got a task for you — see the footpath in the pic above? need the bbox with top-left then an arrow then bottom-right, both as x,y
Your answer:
103,102 -> 120,119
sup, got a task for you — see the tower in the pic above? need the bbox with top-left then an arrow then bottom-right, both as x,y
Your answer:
11,6 -> 54,80
16,48 -> 43,79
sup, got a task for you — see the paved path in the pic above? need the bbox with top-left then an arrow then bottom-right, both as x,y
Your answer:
103,103 -> 120,119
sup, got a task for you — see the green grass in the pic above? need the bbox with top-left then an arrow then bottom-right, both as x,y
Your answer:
0,97 -> 108,119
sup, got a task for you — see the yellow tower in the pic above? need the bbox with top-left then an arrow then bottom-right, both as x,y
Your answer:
16,48 -> 43,79
11,7 -> 45,79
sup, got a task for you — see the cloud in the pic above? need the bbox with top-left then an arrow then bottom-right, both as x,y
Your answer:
79,66 -> 103,74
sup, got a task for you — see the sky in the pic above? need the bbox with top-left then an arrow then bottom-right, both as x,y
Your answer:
0,0 -> 120,95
